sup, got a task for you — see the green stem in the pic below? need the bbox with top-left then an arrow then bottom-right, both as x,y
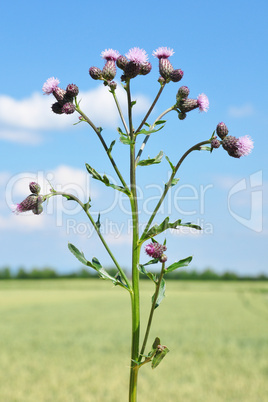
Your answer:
44,191 -> 131,291
75,102 -> 129,190
139,262 -> 166,361
135,105 -> 176,166
110,89 -> 129,135
127,80 -> 141,402
140,140 -> 211,242
135,83 -> 166,134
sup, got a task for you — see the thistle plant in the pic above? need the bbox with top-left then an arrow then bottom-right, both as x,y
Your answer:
15,46 -> 253,401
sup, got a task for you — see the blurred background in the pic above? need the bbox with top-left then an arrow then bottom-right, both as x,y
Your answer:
0,0 -> 267,276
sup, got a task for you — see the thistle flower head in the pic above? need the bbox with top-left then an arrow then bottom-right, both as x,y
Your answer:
197,93 -> 209,112
66,84 -> 79,97
62,102 -> 76,115
14,195 -> 43,214
42,77 -> 60,95
125,47 -> 148,64
101,49 -> 120,61
153,47 -> 174,59
170,69 -> 184,82
145,242 -> 167,259
222,135 -> 253,158
29,182 -> 41,194
89,66 -> 102,80
211,137 -> 221,149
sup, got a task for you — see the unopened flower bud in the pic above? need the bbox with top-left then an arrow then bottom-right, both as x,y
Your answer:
124,61 -> 140,79
160,254 -> 167,263
116,55 -> 128,71
216,122 -> 229,139
102,60 -> 117,80
32,196 -> 44,215
29,182 -> 41,194
62,102 -> 76,114
139,62 -> 152,76
51,102 -> 63,114
109,81 -> 117,91
178,112 -> 187,120
159,58 -> 174,80
176,86 -> 190,102
14,194 -> 43,214
170,69 -> 184,82
89,66 -> 102,80
66,84 -> 79,97
211,137 -> 221,149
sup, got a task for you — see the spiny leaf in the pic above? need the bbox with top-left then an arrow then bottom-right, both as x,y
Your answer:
143,217 -> 201,240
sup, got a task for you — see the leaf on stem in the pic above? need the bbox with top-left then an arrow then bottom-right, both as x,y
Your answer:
143,217 -> 202,241
138,262 -> 157,283
137,151 -> 163,167
165,155 -> 175,172
85,163 -> 130,195
165,256 -> 193,273
152,277 -> 166,309
108,140 -> 116,153
136,122 -> 165,136
151,345 -> 170,369
68,243 -> 119,285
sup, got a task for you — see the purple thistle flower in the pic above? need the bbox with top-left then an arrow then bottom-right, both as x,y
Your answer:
237,135 -> 254,156
101,49 -> 120,61
222,135 -> 253,158
62,102 -> 76,115
145,243 -> 167,259
125,47 -> 148,64
42,77 -> 60,95
197,93 -> 209,112
152,47 -> 174,59
14,195 -> 43,214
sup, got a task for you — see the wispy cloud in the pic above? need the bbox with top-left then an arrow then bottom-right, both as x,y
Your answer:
228,103 -> 255,118
0,129 -> 43,145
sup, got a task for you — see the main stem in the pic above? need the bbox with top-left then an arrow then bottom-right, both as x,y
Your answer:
128,81 -> 140,402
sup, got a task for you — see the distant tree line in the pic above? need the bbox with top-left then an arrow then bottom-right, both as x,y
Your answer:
0,266 -> 267,281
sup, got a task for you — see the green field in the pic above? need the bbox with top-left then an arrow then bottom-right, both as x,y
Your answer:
0,280 -> 268,401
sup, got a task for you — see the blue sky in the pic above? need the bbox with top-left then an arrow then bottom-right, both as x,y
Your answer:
0,0 -> 267,276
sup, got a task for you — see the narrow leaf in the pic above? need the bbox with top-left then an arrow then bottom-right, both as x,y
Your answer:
165,256 -> 193,273
137,151 -> 163,167
108,140 -> 116,153
68,243 -> 89,266
165,155 -> 175,172
153,278 -> 166,309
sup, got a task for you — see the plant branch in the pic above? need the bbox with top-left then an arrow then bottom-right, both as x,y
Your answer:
44,191 -> 131,291
139,262 -> 166,361
110,88 -> 129,135
140,140 -> 211,242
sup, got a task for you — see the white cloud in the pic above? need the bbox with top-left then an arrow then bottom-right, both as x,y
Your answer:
228,103 -> 255,118
0,85 -> 151,143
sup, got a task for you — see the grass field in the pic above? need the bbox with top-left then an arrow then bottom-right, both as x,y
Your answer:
0,279 -> 268,401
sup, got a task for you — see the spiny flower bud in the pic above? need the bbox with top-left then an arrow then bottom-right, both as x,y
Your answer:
159,58 -> 174,80
170,69 -> 184,82
116,55 -> 128,71
124,61 -> 141,79
108,81 -> 117,91
139,62 -> 152,76
177,86 -> 190,101
51,102 -> 63,114
29,182 -> 41,194
62,102 -> 76,115
178,112 -> 187,120
66,84 -> 79,98
89,66 -> 102,80
211,137 -> 221,149
216,122 -> 229,139
160,254 -> 168,263
102,60 -> 117,80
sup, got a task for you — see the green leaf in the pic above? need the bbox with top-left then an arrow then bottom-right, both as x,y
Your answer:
165,256 -> 193,273
131,100 -> 137,107
119,135 -> 135,145
153,278 -> 166,309
165,155 -> 175,172
200,146 -> 211,151
143,217 -> 202,241
95,213 -> 101,230
137,151 -> 163,167
138,264 -> 157,283
85,163 -> 130,195
108,140 -> 116,153
151,345 -> 169,369
68,243 -> 89,266
136,121 -> 166,136
148,337 -> 161,357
